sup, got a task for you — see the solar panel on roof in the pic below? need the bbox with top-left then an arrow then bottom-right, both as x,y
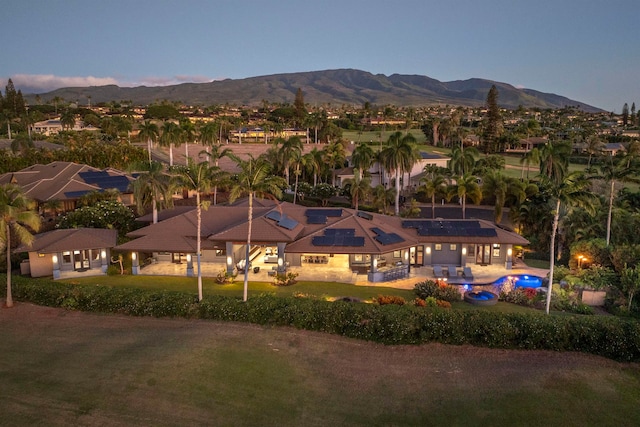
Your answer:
305,208 -> 342,217
278,215 -> 298,230
357,211 -> 373,220
265,211 -> 282,221
307,215 -> 327,224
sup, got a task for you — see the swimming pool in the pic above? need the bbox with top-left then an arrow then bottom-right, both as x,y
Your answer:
492,274 -> 544,289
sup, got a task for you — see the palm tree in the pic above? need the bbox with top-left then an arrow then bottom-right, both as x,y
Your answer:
584,136 -> 603,170
343,169 -> 371,211
448,173 -> 482,219
128,161 -> 174,224
519,147 -> 540,180
350,142 -> 375,180
160,121 -> 182,166
279,136 -> 303,186
138,120 -> 159,164
1,184 -> 41,308
448,145 -> 478,176
60,109 -> 75,130
481,170 -> 509,223
379,131 -> 419,215
180,118 -> 197,162
322,140 -> 347,186
419,172 -> 447,219
543,172 -> 596,314
199,121 -> 219,160
173,160 -> 227,301
302,148 -> 323,186
372,184 -> 395,215
596,157 -> 640,245
200,143 -> 232,205
228,154 -> 286,302
539,141 -> 571,183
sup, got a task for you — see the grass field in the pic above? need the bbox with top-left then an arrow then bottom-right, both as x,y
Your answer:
1,302 -> 639,426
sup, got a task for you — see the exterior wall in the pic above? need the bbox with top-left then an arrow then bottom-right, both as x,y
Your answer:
27,252 -> 54,277
429,243 -> 462,266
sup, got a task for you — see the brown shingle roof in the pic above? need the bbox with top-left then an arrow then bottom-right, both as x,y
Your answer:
15,228 -> 118,253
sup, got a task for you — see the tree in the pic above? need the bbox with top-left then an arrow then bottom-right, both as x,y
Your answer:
622,103 -> 629,127
619,264 -> 640,311
0,184 -> 42,308
293,88 -> 307,128
482,85 -> 502,153
539,141 -> 571,183
60,109 -> 76,130
519,147 -> 540,180
128,160 -> 174,224
343,170 -> 371,211
584,136 -> 604,171
138,120 -> 160,164
418,171 -> 447,219
350,141 -> 375,179
228,155 -> 285,302
543,172 -> 596,314
372,184 -> 395,214
448,173 -> 482,219
172,160 -> 227,301
379,131 -> 419,215
160,121 -> 182,166
180,118 -> 197,162
57,200 -> 136,239
302,148 -> 323,186
481,170 -> 508,223
322,139 -> 347,186
448,145 -> 478,176
199,143 -> 232,205
596,157 -> 640,245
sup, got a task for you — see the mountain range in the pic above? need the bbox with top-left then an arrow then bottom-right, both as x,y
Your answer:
25,69 -> 601,112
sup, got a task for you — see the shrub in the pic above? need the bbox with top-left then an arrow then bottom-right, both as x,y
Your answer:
273,272 -> 299,287
414,297 -> 426,307
376,295 -> 406,306
436,300 -> 452,309
215,269 -> 236,284
414,280 -> 461,302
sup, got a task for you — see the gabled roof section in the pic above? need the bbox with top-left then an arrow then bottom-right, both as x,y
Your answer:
0,161 -> 135,202
15,228 -> 117,253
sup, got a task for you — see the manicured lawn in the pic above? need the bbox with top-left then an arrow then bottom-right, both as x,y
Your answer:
2,303 -> 639,426
62,275 -> 416,301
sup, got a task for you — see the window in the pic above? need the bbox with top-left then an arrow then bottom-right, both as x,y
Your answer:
62,251 -> 72,264
215,249 -> 226,257
354,254 -> 363,262
467,245 -> 475,256
450,244 -> 457,251
92,250 -> 100,261
435,244 -> 442,251
393,250 -> 401,258
493,244 -> 501,257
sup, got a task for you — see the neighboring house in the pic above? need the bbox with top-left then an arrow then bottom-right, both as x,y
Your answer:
0,161 -> 136,214
602,143 -> 625,157
230,127 -> 308,143
15,228 -> 117,279
30,119 -> 99,136
337,151 -> 450,190
508,137 -> 548,153
116,199 -> 528,283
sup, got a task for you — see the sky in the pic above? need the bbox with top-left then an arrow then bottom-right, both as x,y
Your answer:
1,0 -> 638,112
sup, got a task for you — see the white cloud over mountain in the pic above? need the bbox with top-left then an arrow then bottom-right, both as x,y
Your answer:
2,74 -> 217,93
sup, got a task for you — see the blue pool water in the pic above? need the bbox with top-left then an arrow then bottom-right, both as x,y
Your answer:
493,274 -> 544,289
468,291 -> 496,301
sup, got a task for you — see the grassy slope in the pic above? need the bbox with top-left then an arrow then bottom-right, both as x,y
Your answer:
1,303 -> 639,426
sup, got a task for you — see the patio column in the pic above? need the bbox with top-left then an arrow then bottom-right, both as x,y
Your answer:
101,249 -> 108,273
460,245 -> 467,268
371,256 -> 378,273
52,253 -> 61,279
226,242 -> 234,275
505,245 -> 513,270
403,249 -> 410,275
424,245 -> 432,266
186,253 -> 194,277
276,242 -> 286,273
132,252 -> 139,275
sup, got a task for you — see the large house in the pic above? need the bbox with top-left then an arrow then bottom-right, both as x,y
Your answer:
336,151 -> 450,190
116,199 -> 528,284
0,161 -> 136,214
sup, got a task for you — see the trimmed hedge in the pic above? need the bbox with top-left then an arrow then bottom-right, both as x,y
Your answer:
4,275 -> 640,362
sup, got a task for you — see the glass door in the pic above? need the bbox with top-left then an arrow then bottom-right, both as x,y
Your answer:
476,244 -> 491,265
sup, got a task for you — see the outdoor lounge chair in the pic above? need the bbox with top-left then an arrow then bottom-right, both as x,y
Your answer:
463,266 -> 474,281
433,265 -> 444,278
447,266 -> 458,278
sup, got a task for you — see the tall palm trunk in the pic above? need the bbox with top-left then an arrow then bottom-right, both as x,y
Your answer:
243,193 -> 253,302
5,223 -> 13,307
545,199 -> 561,314
196,192 -> 203,301
394,170 -> 401,215
606,179 -> 615,245
147,138 -> 153,164
152,195 -> 159,224
169,143 -> 174,166
431,194 -> 436,219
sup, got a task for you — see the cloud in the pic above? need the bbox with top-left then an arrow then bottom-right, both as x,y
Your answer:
3,73 -> 222,93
